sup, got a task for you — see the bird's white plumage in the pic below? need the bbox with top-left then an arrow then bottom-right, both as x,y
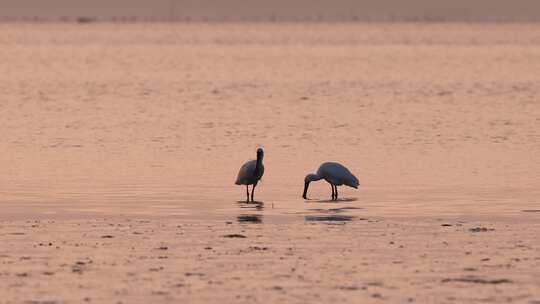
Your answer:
236,148 -> 265,202
235,160 -> 265,185
303,161 -> 359,199
316,162 -> 359,188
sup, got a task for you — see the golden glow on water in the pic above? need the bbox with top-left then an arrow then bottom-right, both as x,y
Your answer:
0,23 -> 539,219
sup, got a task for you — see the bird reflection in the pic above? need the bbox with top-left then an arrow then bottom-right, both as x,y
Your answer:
306,197 -> 358,203
237,200 -> 264,210
237,214 -> 263,224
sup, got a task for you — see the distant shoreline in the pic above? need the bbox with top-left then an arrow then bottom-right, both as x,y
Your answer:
1,17 -> 540,24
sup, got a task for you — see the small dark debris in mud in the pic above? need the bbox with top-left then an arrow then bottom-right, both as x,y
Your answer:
305,215 -> 355,222
225,221 -> 233,225
157,246 -> 168,250
441,224 -> 453,227
151,291 -> 169,296
271,286 -> 284,291
42,271 -> 55,276
441,276 -> 512,285
16,273 -> 28,277
223,234 -> 246,238
101,235 -> 114,238
366,281 -> 384,287
72,265 -> 84,274
336,285 -> 359,291
469,227 -> 494,233
72,260 -> 91,274
249,246 -> 268,251
132,232 -> 143,235
463,267 -> 477,272
371,293 -> 383,299
481,258 -> 491,262
185,272 -> 205,277
522,210 -> 540,213
8,232 -> 25,235
204,247 -> 212,250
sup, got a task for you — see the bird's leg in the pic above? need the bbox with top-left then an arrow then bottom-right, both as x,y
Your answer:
335,186 -> 339,200
246,185 -> 250,202
331,184 -> 335,200
251,183 -> 256,202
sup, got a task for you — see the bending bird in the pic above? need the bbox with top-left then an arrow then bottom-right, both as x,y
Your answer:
235,148 -> 265,202
302,162 -> 359,200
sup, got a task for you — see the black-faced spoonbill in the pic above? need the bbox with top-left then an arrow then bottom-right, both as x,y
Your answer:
302,162 -> 359,200
235,148 -> 265,202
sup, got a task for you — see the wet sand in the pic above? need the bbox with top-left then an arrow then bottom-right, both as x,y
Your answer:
1,23 -> 540,303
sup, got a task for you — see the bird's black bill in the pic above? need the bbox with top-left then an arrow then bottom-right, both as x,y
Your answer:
302,181 -> 309,199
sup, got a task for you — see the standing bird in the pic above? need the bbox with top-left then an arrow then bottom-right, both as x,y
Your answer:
302,162 -> 359,200
235,148 -> 265,202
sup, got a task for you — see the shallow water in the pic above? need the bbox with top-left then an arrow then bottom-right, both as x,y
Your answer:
0,23 -> 539,222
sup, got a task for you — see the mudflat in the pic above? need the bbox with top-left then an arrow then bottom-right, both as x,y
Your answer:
0,23 -> 539,303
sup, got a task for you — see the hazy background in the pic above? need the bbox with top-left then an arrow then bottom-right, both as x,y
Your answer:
1,0 -> 540,22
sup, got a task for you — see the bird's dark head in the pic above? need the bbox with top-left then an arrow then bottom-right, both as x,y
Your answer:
304,174 -> 317,183
256,148 -> 264,160
302,174 -> 316,199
